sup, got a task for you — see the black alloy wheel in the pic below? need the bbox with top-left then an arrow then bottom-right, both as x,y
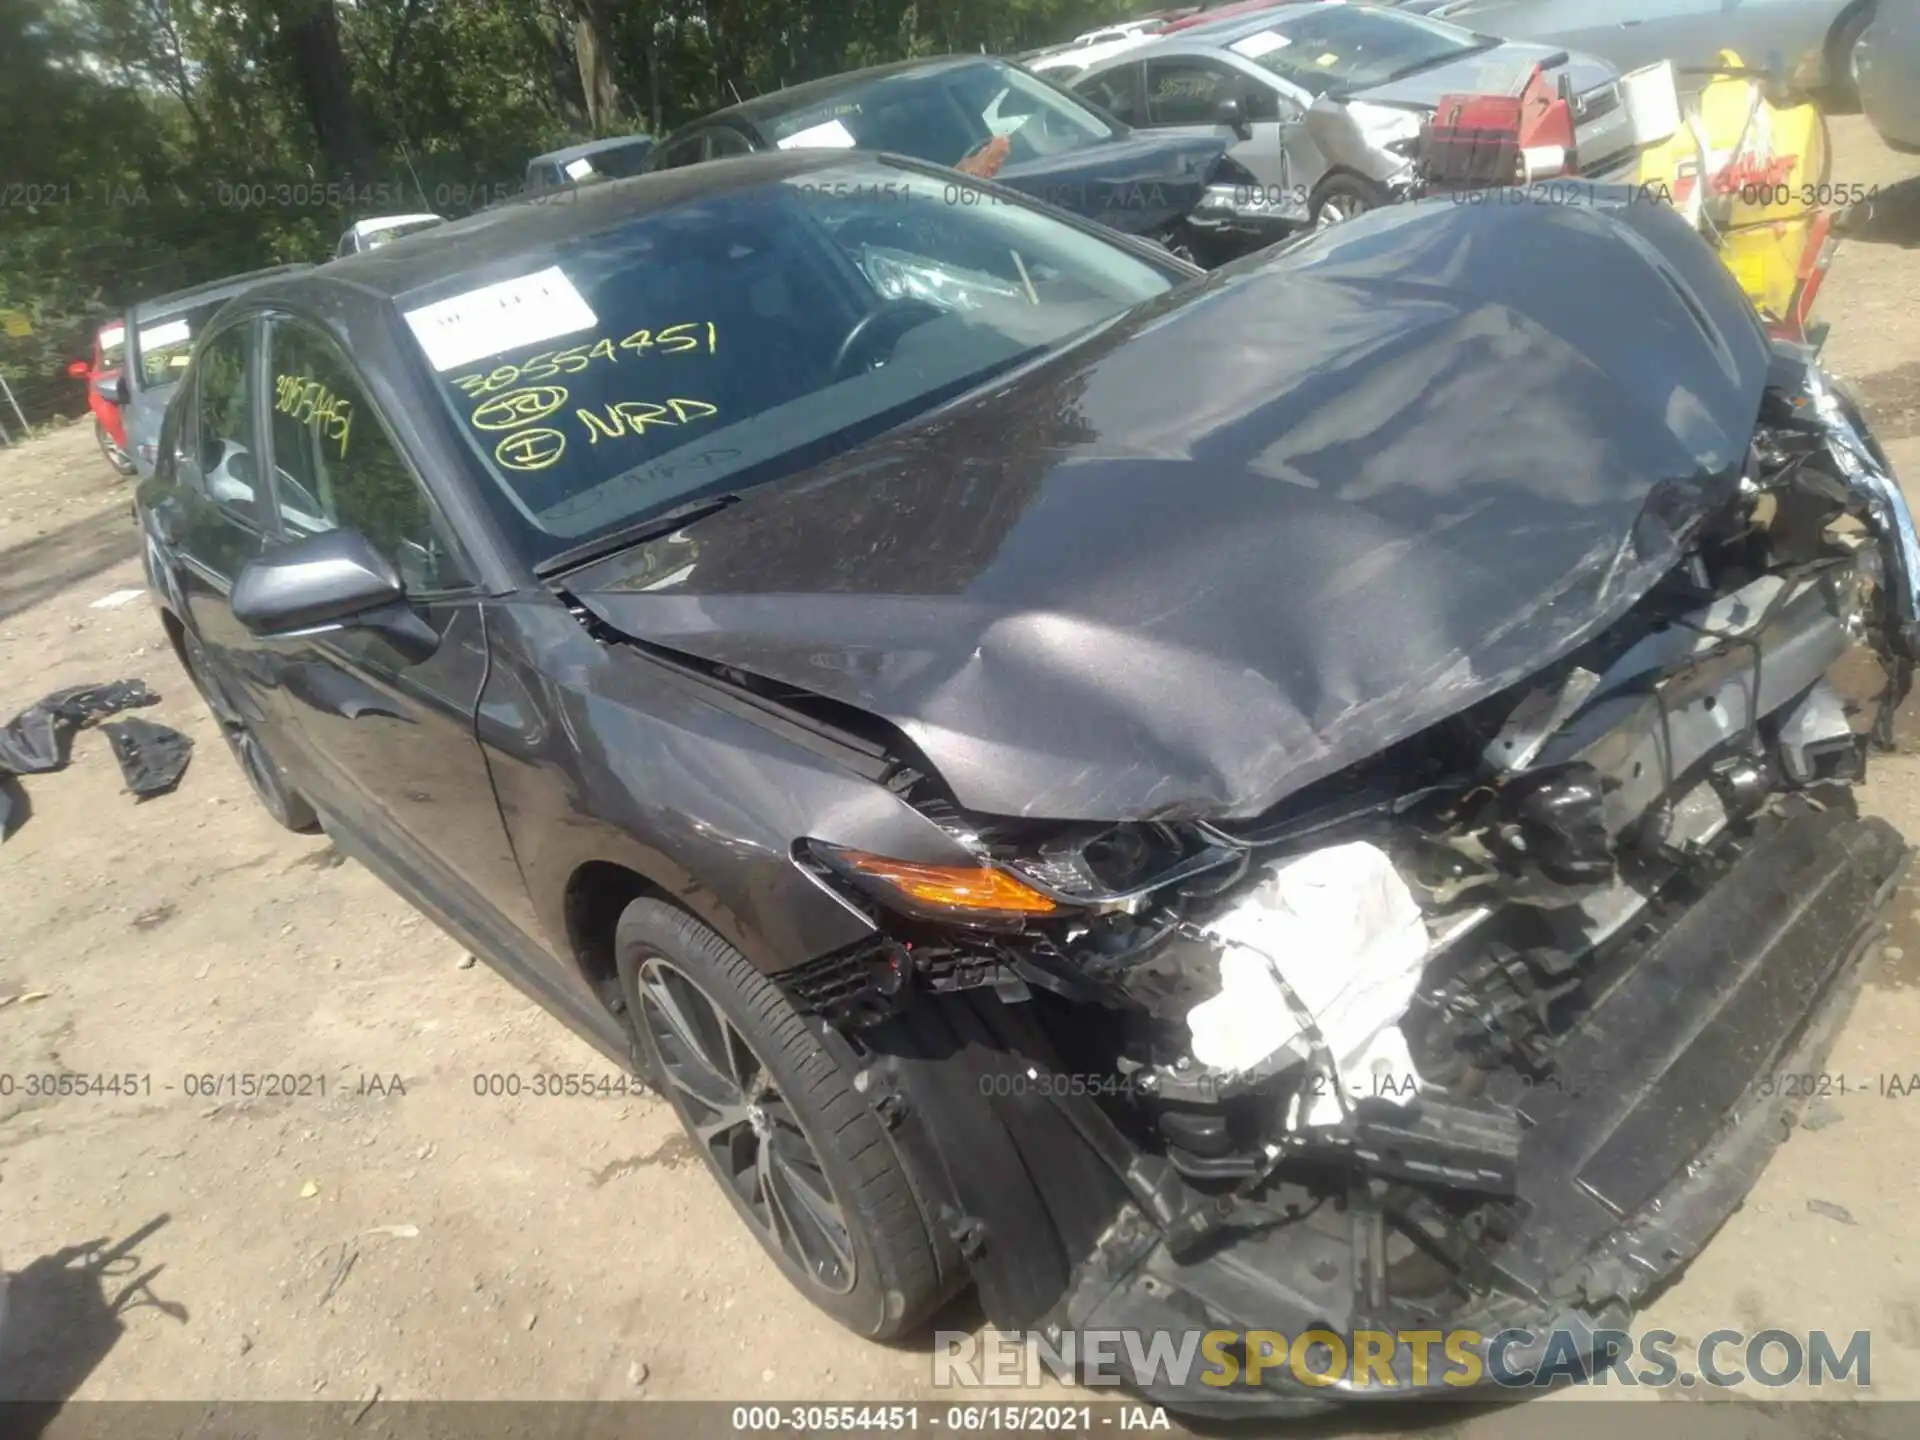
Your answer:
614,897 -> 945,1338
634,954 -> 858,1294
180,625 -> 319,832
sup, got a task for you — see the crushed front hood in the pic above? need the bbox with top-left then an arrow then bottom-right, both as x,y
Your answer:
570,193 -> 1773,823
996,131 -> 1227,235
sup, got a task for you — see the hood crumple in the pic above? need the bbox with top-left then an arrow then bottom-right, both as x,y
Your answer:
996,131 -> 1228,235
569,191 -> 1773,824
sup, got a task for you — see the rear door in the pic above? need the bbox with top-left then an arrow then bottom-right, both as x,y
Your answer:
255,315 -> 540,943
161,317 -> 281,708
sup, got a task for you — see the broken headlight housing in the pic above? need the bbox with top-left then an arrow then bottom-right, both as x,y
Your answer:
802,840 -> 1059,927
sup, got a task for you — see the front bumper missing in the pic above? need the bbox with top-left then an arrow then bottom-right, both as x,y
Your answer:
860,808 -> 1908,1414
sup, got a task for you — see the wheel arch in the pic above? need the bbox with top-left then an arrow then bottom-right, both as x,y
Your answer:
1823,0 -> 1878,96
560,857 -> 689,1020
157,604 -> 192,676
1309,166 -> 1392,203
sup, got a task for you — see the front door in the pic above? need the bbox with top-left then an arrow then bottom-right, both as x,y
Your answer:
252,316 -> 545,952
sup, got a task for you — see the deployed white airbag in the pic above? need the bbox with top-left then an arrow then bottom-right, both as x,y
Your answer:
1186,840 -> 1430,1128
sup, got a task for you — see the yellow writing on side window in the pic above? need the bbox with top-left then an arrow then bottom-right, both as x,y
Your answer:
273,373 -> 352,458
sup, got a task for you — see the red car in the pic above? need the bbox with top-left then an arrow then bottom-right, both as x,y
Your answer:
1163,0 -> 1300,32
65,318 -> 136,476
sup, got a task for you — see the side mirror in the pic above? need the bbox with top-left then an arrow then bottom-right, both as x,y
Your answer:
66,359 -> 90,379
234,528 -> 404,635
1213,97 -> 1252,141
231,528 -> 438,662
95,374 -> 129,406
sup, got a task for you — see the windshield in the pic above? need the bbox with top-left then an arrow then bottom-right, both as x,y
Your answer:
765,60 -> 1119,170
133,300 -> 226,390
1227,6 -> 1492,97
97,321 -> 126,370
404,156 -> 1177,565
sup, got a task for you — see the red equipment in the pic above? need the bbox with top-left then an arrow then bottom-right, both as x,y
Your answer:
1417,62 -> 1577,189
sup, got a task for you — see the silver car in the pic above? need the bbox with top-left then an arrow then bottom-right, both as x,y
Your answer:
1071,2 -> 1633,234
1857,0 -> 1920,150
1398,0 -> 1872,97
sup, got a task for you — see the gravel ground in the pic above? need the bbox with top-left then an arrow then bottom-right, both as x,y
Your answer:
3,116 -> 1920,1431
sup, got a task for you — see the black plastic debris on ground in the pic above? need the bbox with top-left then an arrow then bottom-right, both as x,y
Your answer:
0,680 -> 159,776
0,680 -> 194,836
98,717 -> 193,798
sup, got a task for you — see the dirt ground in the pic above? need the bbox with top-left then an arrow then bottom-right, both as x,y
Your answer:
5,117 -> 1920,1430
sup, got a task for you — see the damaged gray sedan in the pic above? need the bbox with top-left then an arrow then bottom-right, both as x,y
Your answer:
138,151 -> 1915,1412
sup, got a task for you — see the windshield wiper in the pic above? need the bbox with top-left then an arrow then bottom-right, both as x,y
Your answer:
533,492 -> 743,579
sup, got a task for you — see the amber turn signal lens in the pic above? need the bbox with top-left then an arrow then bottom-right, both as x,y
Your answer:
834,851 -> 1058,915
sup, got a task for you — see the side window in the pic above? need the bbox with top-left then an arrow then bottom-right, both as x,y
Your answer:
193,326 -> 264,525
1145,58 -> 1241,127
1074,68 -> 1140,127
654,133 -> 708,169
266,322 -> 466,592
1244,83 -> 1283,124
705,127 -> 753,158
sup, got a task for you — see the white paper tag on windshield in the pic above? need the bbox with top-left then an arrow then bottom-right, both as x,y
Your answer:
99,322 -> 125,350
563,156 -> 596,180
1231,30 -> 1291,59
138,318 -> 191,352
777,118 -> 858,150
403,266 -> 598,372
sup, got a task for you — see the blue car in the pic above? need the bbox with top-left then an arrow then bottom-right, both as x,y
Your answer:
116,265 -> 311,479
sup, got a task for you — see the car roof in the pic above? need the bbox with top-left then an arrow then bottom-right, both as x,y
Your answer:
1093,0 -> 1353,64
1034,32 -> 1160,72
1167,0 -> 1299,31
1181,0 -> 1351,43
529,134 -> 657,166
261,151 -> 896,312
673,55 -> 1002,137
131,264 -> 315,324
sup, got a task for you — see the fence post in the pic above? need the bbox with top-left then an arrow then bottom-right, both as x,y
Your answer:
0,373 -> 26,443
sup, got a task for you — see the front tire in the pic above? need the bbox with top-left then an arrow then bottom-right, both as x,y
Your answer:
1825,1 -> 1875,109
1310,173 -> 1389,228
95,420 -> 136,477
615,898 -> 941,1339
179,624 -> 319,833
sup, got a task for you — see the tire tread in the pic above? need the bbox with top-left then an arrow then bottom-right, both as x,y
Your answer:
616,898 -> 941,1339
